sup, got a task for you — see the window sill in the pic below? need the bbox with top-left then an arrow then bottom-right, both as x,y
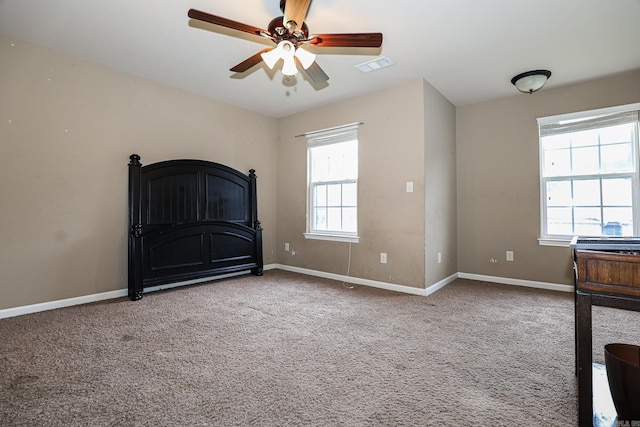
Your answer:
538,237 -> 573,247
304,233 -> 360,243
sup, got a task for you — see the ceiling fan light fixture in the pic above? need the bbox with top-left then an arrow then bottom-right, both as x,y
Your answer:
261,41 -> 299,76
261,46 -> 282,69
294,47 -> 316,69
279,41 -> 298,76
511,70 -> 552,94
282,56 -> 298,76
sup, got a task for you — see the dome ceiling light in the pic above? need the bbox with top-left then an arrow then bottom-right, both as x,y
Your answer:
511,70 -> 552,94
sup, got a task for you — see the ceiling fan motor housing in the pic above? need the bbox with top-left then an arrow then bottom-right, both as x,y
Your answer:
268,16 -> 309,44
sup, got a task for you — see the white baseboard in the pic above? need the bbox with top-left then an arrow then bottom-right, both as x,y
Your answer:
0,289 -> 129,320
457,272 -> 573,293
263,263 -> 278,271
426,273 -> 459,296
271,264 -> 427,296
0,268 -> 571,320
0,270 -> 252,320
268,267 -> 572,295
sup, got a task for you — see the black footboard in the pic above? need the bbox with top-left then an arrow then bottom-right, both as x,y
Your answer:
128,154 -> 263,301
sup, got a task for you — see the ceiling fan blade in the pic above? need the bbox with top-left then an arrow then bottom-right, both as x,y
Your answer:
283,0 -> 312,30
188,9 -> 265,37
302,61 -> 329,84
309,33 -> 383,48
230,48 -> 273,73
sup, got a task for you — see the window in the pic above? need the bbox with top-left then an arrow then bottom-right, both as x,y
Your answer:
304,123 -> 360,242
538,104 -> 640,245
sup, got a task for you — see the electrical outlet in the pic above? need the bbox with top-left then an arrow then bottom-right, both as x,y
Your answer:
437,252 -> 442,264
506,250 -> 514,261
380,252 -> 387,264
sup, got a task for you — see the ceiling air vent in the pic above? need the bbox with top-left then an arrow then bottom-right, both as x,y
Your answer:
355,56 -> 394,73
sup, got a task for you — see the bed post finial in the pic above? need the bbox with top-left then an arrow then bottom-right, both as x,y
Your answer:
129,154 -> 141,166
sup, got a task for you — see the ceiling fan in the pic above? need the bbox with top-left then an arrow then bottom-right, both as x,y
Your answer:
187,0 -> 383,84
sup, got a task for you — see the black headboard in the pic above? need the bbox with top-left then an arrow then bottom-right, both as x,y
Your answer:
127,154 -> 263,300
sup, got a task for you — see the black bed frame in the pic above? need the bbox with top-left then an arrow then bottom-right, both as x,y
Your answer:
127,154 -> 263,301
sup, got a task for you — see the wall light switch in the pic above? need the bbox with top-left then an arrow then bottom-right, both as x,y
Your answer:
285,242 -> 290,251
406,181 -> 414,193
380,252 -> 387,264
506,251 -> 514,261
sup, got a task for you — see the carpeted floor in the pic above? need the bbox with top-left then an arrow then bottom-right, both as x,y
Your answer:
1,270 -> 639,426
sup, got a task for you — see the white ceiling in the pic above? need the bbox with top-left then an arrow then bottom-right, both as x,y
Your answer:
1,0 -> 640,118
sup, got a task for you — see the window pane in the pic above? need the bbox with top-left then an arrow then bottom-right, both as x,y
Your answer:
603,207 -> 633,236
600,123 -> 634,145
571,146 -> 599,175
311,152 -> 330,182
571,128 -> 599,148
603,207 -> 633,224
342,153 -> 358,179
573,179 -> 601,206
327,207 -> 341,230
601,143 -> 633,173
574,207 -> 602,236
327,184 -> 341,206
329,153 -> 345,179
310,140 -> 357,182
314,208 -> 327,230
314,184 -> 327,207
602,178 -> 632,206
544,148 -> 572,177
546,180 -> 572,206
547,207 -> 573,235
542,134 -> 571,151
332,140 -> 358,180
343,183 -> 357,206
343,207 -> 357,232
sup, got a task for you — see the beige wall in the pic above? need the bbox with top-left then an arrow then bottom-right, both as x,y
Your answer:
456,70 -> 640,285
276,79 -> 454,289
0,35 -> 278,310
5,32 -> 637,312
424,81 -> 457,285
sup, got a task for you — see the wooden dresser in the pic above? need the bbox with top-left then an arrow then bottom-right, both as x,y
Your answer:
571,237 -> 640,426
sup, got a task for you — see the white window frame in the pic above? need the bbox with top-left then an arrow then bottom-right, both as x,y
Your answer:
303,122 -> 360,243
537,103 -> 640,247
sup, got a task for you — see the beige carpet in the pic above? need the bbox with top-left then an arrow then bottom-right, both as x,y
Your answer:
1,270 -> 639,426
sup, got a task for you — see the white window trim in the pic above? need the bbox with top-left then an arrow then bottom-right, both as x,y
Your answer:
537,103 -> 640,127
538,236 -> 574,247
303,122 -> 361,243
303,232 -> 360,243
537,102 -> 640,246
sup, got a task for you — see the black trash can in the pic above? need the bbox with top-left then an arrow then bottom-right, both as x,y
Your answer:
604,343 -> 640,422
